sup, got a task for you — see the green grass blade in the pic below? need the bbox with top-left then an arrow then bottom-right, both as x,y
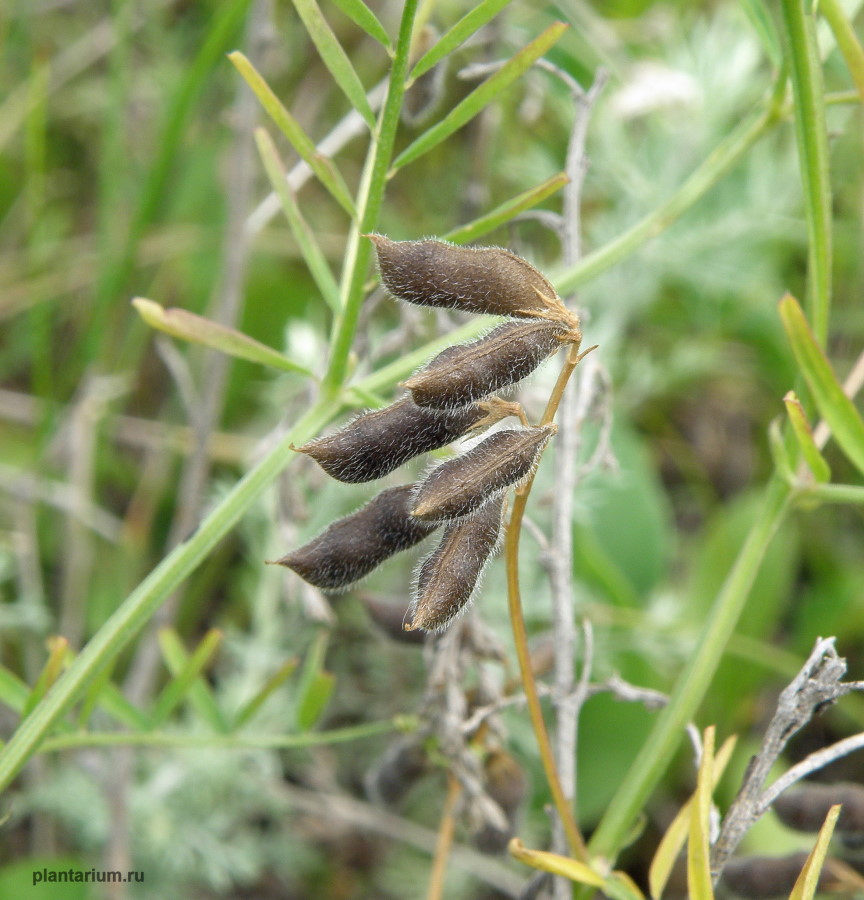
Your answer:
819,0 -> 864,102
779,293 -> 864,475
294,631 -> 333,731
769,418 -> 797,484
443,172 -> 569,244
93,0 -> 253,370
738,0 -> 782,65
232,658 -> 299,729
410,0 -> 514,80
687,727 -> 715,900
799,483 -> 864,504
132,297 -> 314,376
151,629 -> 225,729
21,637 -> 68,720
788,805 -> 841,900
783,390 -> 832,482
779,0 -> 833,344
392,21 -> 568,170
0,666 -> 30,714
94,682 -> 153,732
291,0 -> 376,128
330,0 -> 391,49
228,51 -> 356,216
255,128 -> 342,313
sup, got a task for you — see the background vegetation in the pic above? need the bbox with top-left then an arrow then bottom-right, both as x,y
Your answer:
0,0 -> 862,897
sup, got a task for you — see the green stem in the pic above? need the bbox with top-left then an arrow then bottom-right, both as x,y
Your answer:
323,0 -> 419,392
779,0 -> 833,345
586,476 -> 792,863
0,400 -> 332,792
36,717 -> 403,753
554,98 -> 782,296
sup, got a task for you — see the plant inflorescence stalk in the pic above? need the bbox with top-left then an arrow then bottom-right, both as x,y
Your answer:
505,343 -> 591,863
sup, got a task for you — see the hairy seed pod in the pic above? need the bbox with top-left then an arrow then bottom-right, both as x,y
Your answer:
272,485 -> 437,591
402,320 -> 573,409
407,497 -> 505,632
773,781 -> 864,834
367,234 -> 570,321
294,396 -> 518,483
411,425 -> 556,523
720,853 -> 833,899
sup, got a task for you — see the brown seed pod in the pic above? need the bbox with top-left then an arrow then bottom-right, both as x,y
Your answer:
720,852 -> 835,899
402,319 -> 574,409
411,425 -> 556,523
360,595 -> 425,644
368,234 -> 575,323
406,497 -> 505,632
271,485 -> 437,591
294,396 -> 519,483
773,781 -> 864,834
472,748 -> 529,854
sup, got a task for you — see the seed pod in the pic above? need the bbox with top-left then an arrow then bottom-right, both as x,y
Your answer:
407,497 -> 505,632
294,396 -> 518,483
368,234 -> 570,321
272,485 -> 437,591
403,319 -> 572,409
472,749 -> 528,854
720,852 -> 834,899
411,425 -> 556,523
773,781 -> 864,834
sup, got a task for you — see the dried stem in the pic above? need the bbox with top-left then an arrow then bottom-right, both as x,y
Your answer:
426,774 -> 462,900
505,341 -> 594,863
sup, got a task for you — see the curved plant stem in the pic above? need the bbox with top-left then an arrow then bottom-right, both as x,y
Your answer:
426,774 -> 461,900
505,342 -> 592,863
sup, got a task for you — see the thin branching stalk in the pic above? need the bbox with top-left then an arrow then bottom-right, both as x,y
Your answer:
505,343 -> 595,863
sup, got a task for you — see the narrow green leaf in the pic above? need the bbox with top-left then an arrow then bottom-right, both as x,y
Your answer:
779,293 -> 864,475
819,0 -> 864,103
255,128 -> 342,313
393,21 -> 568,170
330,0 -> 391,49
296,671 -> 335,731
779,0 -> 833,343
443,172 -> 569,244
228,51 -> 356,216
769,418 -> 797,484
232,658 -> 299,729
687,726 -> 716,900
291,0 -> 376,128
738,0 -> 782,65
21,637 -> 68,720
650,735 -> 736,900
151,629 -> 224,728
295,631 -> 332,731
508,838 -> 605,887
410,0 -> 514,80
78,658 -> 119,729
132,297 -> 314,377
788,804 -> 840,900
0,666 -> 30,714
95,682 -> 153,732
784,390 -> 832,482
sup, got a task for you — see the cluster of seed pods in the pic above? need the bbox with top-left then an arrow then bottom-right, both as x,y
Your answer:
274,236 -> 582,632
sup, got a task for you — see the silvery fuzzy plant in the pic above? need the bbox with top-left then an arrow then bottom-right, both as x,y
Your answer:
275,235 -> 589,633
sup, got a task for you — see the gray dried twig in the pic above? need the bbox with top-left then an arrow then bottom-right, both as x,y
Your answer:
711,636 -> 864,880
